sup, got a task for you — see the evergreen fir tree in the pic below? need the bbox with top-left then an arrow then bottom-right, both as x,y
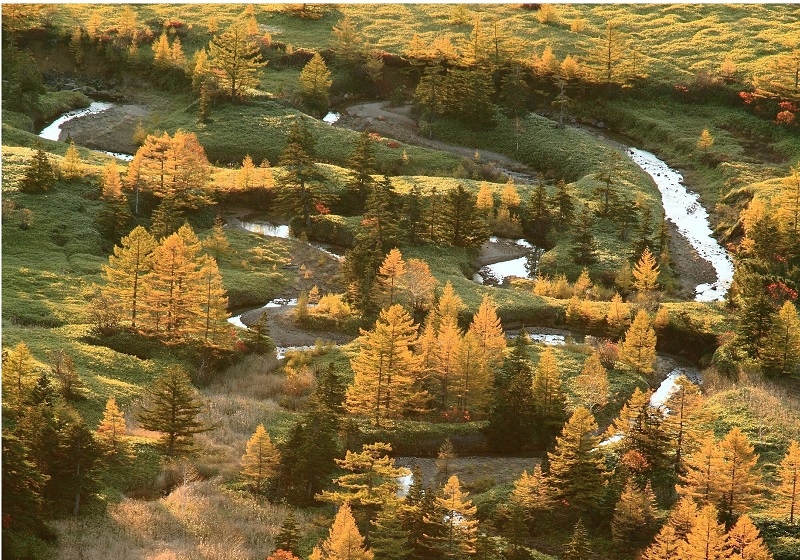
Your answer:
611,479 -> 656,548
606,386 -> 671,479
552,179 -> 575,225
487,333 -> 536,452
275,511 -> 302,556
371,503 -> 412,560
440,184 -> 489,247
547,407 -> 608,518
136,365 -> 211,457
571,204 -> 598,265
348,130 -> 377,211
18,146 -> 57,193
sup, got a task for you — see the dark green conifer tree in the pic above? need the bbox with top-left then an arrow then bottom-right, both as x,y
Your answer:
277,121 -> 329,230
552,179 -> 575,226
274,511 -> 301,556
136,366 -> 211,457
487,333 -> 536,452
440,184 -> 489,247
570,205 -> 598,265
18,146 -> 57,193
525,182 -> 551,246
348,130 -> 377,212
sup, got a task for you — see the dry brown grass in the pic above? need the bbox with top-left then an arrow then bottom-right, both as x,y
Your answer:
52,480 -> 304,560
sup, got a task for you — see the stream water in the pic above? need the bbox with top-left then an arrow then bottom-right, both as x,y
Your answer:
626,148 -> 734,302
38,101 -> 134,161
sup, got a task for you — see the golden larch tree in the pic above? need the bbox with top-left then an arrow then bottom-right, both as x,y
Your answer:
1,342 -> 36,410
697,128 -> 715,154
719,427 -> 762,519
432,281 -> 463,330
429,475 -> 478,559
606,293 -> 631,337
317,442 -> 407,526
237,154 -> 256,190
633,247 -> 660,295
208,20 -> 266,100
142,229 -> 202,336
641,524 -> 681,560
510,463 -> 555,518
346,305 -> 422,425
679,435 -> 725,506
241,423 -> 280,493
573,268 -> 593,299
761,301 -> 800,376
668,495 -> 699,540
619,309 -> 657,375
476,182 -> 494,215
103,225 -> 157,329
433,317 -> 463,413
772,440 -> 800,523
726,515 -> 773,560
102,159 -> 123,198
319,502 -> 374,560
96,397 -> 129,458
377,248 -> 406,306
197,254 -> 230,346
500,178 -> 521,208
61,139 -> 84,180
465,294 -> 505,415
572,351 -> 609,413
663,375 -> 709,474
398,258 -> 438,316
679,504 -> 729,560
531,347 -> 566,430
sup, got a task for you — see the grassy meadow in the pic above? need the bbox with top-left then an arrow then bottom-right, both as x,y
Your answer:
4,3 -> 800,559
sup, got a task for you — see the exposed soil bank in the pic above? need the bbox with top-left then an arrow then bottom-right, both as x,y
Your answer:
59,103 -> 148,155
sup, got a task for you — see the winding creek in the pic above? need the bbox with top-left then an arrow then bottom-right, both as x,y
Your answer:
42,103 -> 712,452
